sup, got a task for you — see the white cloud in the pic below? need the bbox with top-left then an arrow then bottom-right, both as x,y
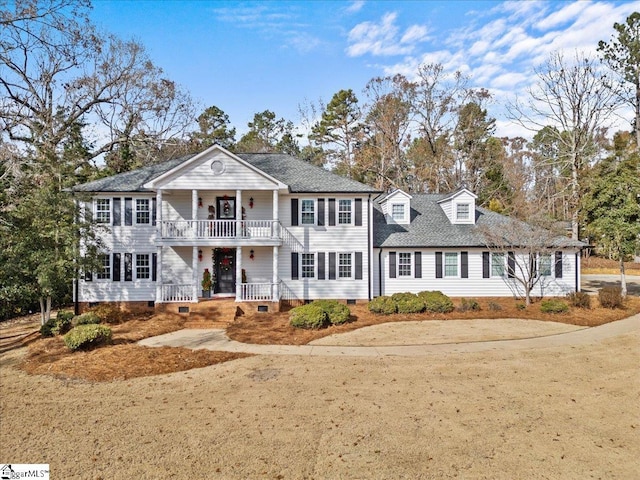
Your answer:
347,11 -> 429,57
345,1 -> 365,14
534,1 -> 584,31
401,24 -> 430,44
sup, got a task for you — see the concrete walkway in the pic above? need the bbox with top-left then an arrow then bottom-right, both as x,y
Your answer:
138,314 -> 640,357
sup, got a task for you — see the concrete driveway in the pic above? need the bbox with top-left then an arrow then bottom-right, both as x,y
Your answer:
581,274 -> 640,296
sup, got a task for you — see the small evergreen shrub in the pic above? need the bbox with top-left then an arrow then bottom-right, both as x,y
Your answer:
40,312 -> 73,337
312,300 -> 351,325
458,298 -> 481,312
392,292 -> 425,314
90,304 -> 123,324
566,291 -> 591,309
598,286 -> 624,309
418,291 -> 454,313
487,302 -> 502,311
289,304 -> 328,329
515,302 -> 526,311
368,296 -> 397,315
540,299 -> 569,314
64,324 -> 112,351
73,312 -> 101,326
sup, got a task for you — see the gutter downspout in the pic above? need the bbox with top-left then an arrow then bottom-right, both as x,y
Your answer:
368,194 -> 372,300
378,248 -> 383,298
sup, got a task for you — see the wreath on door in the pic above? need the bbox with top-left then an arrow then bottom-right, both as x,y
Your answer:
213,248 -> 234,272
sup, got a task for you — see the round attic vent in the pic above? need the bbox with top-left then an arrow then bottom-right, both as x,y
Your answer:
210,159 -> 226,175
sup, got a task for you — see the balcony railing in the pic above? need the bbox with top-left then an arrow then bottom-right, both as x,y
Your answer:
161,220 -> 280,240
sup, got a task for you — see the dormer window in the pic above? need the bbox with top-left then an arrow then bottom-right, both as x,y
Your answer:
456,203 -> 470,221
391,204 -> 405,222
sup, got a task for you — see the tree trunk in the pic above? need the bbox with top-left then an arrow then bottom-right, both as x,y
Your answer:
39,296 -> 53,325
620,257 -> 627,298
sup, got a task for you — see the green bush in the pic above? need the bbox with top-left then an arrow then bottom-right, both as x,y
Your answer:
391,292 -> 425,314
540,299 -> 569,314
312,300 -> 351,325
418,291 -> 454,313
289,304 -> 328,329
458,298 -> 481,312
368,296 -> 397,315
64,324 -> 112,351
566,291 -> 591,309
515,302 -> 526,311
90,304 -> 123,324
598,286 -> 624,309
40,312 -> 73,337
73,312 -> 101,326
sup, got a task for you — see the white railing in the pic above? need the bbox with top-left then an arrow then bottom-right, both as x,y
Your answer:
239,283 -> 278,302
161,220 -> 280,240
161,284 -> 195,303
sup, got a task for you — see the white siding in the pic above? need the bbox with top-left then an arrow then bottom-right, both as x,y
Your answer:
163,246 -> 193,284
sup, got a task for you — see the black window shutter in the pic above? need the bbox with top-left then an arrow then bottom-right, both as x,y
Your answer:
112,198 -> 121,226
355,252 -> 363,280
482,252 -> 490,278
508,251 -> 515,278
435,252 -> 443,278
414,251 -> 422,278
152,197 -> 157,226
317,199 -> 325,226
461,251 -> 469,278
291,199 -> 298,226
124,198 -> 132,226
389,251 -> 396,279
84,268 -> 92,282
317,252 -> 325,280
112,253 -> 121,282
530,254 -> 537,278
124,253 -> 133,281
354,198 -> 362,226
555,251 -> 563,278
152,253 -> 157,282
328,198 -> 336,226
291,252 -> 299,280
328,252 -> 336,280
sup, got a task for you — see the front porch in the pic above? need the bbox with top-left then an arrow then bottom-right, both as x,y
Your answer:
160,282 -> 281,303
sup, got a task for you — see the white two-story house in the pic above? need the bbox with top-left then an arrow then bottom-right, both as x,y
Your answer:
72,145 -> 584,312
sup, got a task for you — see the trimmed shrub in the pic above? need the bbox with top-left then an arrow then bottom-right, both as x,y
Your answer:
566,291 -> 591,309
73,312 -> 101,326
458,298 -> 481,312
368,296 -> 397,315
598,286 -> 624,309
313,300 -> 351,325
90,304 -> 123,324
418,291 -> 454,313
391,292 -> 425,314
540,299 -> 569,314
40,312 -> 73,337
289,304 -> 328,329
64,324 -> 112,351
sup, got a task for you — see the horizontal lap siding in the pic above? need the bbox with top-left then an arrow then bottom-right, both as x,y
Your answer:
242,247 -> 273,283
163,247 -> 193,284
376,249 -> 580,297
79,280 -> 156,302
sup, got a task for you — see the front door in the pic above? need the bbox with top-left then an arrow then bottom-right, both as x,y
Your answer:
214,248 -> 236,294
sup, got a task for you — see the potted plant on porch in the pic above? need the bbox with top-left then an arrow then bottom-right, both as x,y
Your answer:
202,268 -> 212,298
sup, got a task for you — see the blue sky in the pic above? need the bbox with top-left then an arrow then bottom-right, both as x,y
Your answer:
91,0 -> 640,138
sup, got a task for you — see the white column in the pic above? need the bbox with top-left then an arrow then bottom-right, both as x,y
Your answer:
192,189 -> 198,238
192,246 -> 199,302
156,189 -> 163,237
272,246 -> 279,302
236,189 -> 242,219
236,246 -> 242,300
156,246 -> 163,303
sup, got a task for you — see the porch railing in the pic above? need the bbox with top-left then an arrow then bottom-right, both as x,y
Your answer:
161,220 -> 280,240
240,283 -> 278,302
161,284 -> 195,303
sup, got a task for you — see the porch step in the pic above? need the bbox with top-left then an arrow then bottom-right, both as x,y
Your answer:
183,298 -> 239,329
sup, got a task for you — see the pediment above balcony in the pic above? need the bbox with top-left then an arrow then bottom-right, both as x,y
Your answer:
144,145 -> 288,192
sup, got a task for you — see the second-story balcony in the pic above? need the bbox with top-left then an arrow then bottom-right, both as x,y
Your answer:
160,219 -> 282,246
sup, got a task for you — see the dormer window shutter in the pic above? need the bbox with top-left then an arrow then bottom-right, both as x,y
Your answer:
291,199 -> 298,226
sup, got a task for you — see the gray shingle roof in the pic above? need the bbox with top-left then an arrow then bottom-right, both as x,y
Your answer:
374,194 -> 585,249
72,151 -> 380,194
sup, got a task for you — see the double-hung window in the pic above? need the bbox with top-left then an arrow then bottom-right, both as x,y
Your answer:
456,203 -> 470,221
136,199 -> 150,224
491,253 -> 505,277
338,253 -> 352,279
136,254 -> 150,279
97,254 -> 111,280
95,199 -> 111,224
391,204 -> 405,222
301,253 -> 315,278
444,253 -> 458,277
398,252 -> 412,276
338,199 -> 352,225
301,199 -> 315,225
540,254 -> 552,276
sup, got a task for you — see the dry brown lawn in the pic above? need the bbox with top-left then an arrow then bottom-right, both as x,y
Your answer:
582,255 -> 640,274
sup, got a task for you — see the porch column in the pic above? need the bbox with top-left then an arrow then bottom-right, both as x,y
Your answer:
236,246 -> 242,301
156,189 -> 163,237
155,246 -> 163,303
192,189 -> 198,238
192,246 -> 199,302
272,246 -> 279,302
272,189 -> 279,237
236,189 -> 242,219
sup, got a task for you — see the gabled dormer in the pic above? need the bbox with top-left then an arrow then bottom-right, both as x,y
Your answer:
437,188 -> 477,225
379,189 -> 412,225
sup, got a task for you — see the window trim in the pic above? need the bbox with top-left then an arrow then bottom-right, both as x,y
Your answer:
301,253 -> 315,279
300,199 -> 316,225
456,203 -> 470,221
95,198 -> 111,224
444,252 -> 458,278
135,253 -> 151,280
391,203 -> 405,222
135,198 -> 151,225
96,254 -> 111,280
337,199 -> 352,225
338,252 -> 353,279
491,252 -> 505,277
398,252 -> 412,277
